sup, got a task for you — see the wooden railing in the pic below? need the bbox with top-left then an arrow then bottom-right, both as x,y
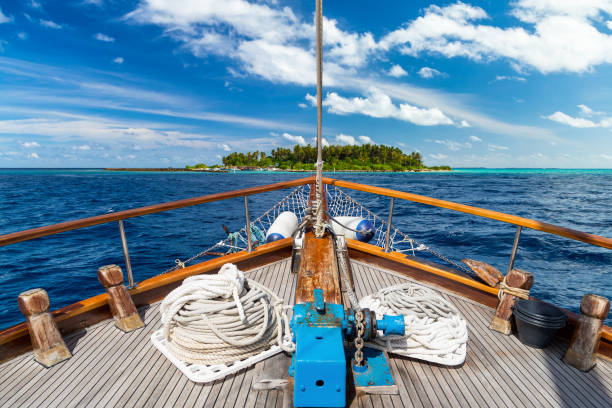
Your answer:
0,176 -> 314,248
322,177 -> 612,251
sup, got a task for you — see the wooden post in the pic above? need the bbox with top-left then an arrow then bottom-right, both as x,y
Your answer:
563,294 -> 610,371
18,288 -> 72,367
97,264 -> 144,332
489,269 -> 533,334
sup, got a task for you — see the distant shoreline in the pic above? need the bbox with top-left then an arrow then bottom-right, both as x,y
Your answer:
104,167 -> 452,173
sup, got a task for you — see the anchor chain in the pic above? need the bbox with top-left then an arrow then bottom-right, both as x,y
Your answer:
354,310 -> 365,366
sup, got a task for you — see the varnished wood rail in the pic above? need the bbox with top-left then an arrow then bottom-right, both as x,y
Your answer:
0,176 -> 315,247
323,177 -> 612,250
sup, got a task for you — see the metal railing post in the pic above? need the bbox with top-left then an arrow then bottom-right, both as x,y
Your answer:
507,226 -> 522,274
384,197 -> 395,252
244,196 -> 252,252
117,220 -> 135,288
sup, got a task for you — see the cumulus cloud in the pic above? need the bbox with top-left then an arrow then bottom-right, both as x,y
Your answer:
380,1 -> 612,74
358,135 -> 374,144
0,7 -> 12,24
577,104 -> 593,115
73,144 -> 91,150
336,134 -> 358,145
388,64 -> 407,77
28,152 -> 39,159
546,111 -> 598,128
469,135 -> 482,142
112,57 -> 124,64
488,144 -> 509,151
40,20 -> 62,29
418,67 -> 445,78
433,139 -> 471,151
494,75 -> 526,82
126,0 -> 377,86
94,33 -> 115,42
21,141 -> 40,148
282,132 -> 306,145
313,88 -> 454,126
221,143 -> 231,151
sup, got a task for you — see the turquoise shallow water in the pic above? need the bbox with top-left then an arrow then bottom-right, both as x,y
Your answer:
0,168 -> 611,328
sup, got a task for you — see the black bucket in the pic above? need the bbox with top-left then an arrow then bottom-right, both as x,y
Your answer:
512,299 -> 567,348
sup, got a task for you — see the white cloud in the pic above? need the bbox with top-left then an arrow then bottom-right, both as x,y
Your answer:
388,64 -> 407,77
494,75 -> 526,82
546,111 -> 598,128
28,1 -> 42,9
336,134 -> 358,145
298,103 -> 307,109
433,139 -> 471,151
17,32 -> 27,40
488,144 -> 509,151
458,120 -> 471,127
123,1 -> 553,140
282,132 -> 306,146
0,8 -> 12,24
112,57 -> 124,64
607,21 -> 612,30
94,33 -> 115,42
418,67 -> 444,79
469,135 -> 482,142
381,1 -> 612,74
40,20 -> 62,29
577,104 -> 593,115
28,152 -> 39,159
358,135 -> 374,144
21,141 -> 40,148
319,88 -> 454,126
429,153 -> 448,160
73,144 -> 91,150
127,154 -> 136,159
321,137 -> 329,147
221,143 -> 231,151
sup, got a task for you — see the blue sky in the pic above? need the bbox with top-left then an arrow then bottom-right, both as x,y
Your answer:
1,1 -> 612,168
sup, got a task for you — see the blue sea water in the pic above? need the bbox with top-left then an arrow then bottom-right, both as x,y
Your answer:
0,168 -> 611,328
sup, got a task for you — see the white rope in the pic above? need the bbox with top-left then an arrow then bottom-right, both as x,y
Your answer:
360,283 -> 468,366
160,263 -> 295,365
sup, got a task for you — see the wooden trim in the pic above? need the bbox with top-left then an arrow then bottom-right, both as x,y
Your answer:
324,177 -> 612,250
0,177 -> 314,247
0,238 -> 293,363
345,239 -> 612,346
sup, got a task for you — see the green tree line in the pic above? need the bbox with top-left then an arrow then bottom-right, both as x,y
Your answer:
207,144 -> 450,171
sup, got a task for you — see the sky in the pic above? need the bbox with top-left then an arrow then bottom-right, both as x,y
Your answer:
1,1 -> 612,168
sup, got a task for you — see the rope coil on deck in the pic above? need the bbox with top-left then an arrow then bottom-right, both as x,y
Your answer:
160,263 -> 294,365
360,283 -> 468,366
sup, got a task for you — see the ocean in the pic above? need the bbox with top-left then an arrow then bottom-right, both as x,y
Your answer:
0,168 -> 611,328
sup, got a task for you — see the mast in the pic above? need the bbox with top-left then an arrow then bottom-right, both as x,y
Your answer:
314,0 -> 325,238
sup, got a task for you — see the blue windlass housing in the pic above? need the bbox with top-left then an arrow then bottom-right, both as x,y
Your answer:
290,289 -> 406,407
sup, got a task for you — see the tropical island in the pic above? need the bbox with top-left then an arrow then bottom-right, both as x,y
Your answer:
187,143 -> 451,172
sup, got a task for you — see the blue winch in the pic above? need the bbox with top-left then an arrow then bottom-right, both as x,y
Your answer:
289,288 -> 405,407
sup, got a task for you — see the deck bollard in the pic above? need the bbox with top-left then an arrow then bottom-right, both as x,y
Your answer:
98,264 -> 144,332
18,288 -> 72,367
490,269 -> 533,335
563,294 -> 610,371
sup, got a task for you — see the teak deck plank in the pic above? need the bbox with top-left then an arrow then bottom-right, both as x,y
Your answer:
0,257 -> 610,407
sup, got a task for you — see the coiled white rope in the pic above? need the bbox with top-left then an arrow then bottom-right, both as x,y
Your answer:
360,283 -> 468,366
160,263 -> 295,365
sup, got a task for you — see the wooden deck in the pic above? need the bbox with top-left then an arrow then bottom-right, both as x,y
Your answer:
0,258 -> 610,407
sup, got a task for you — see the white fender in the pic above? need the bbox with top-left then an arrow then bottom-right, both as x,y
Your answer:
331,216 -> 375,243
266,211 -> 298,242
